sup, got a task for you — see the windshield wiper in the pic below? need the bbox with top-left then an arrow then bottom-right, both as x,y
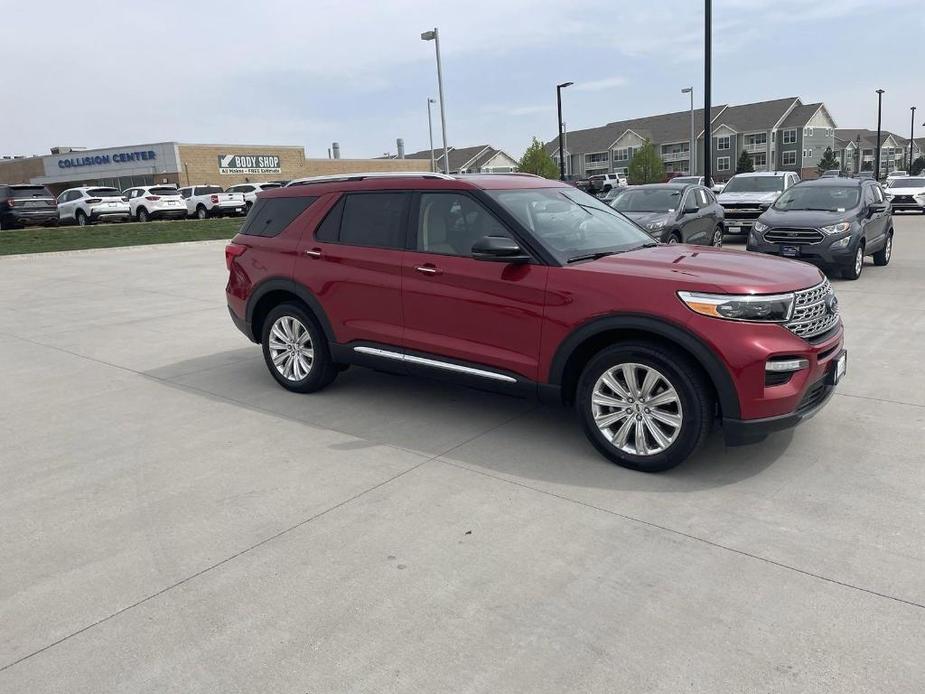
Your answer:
566,251 -> 618,263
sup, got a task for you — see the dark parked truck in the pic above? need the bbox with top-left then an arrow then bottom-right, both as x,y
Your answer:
226,172 -> 845,472
717,171 -> 800,237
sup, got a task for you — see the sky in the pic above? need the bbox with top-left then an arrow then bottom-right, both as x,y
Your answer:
2,0 -> 923,160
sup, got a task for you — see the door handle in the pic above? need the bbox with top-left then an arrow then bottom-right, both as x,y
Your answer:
304,248 -> 322,258
414,264 -> 441,275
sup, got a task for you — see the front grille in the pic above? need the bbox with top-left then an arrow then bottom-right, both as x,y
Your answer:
764,228 -> 825,244
797,378 -> 830,413
785,278 -> 840,340
722,205 -> 765,221
892,195 -> 914,204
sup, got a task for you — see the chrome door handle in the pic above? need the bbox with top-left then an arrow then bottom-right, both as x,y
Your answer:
415,265 -> 439,275
304,249 -> 322,258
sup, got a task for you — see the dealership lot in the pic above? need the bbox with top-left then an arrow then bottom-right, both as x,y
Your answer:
1,217 -> 923,691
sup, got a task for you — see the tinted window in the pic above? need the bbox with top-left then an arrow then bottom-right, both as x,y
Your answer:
87,188 -> 122,198
337,193 -> 409,249
723,176 -> 785,193
774,185 -> 860,211
68,191 -> 82,201
315,197 -> 344,242
195,186 -> 223,195
179,189 -> 191,199
872,185 -> 884,203
8,185 -> 52,198
889,177 -> 925,188
417,193 -> 510,256
610,187 -> 683,212
149,187 -> 179,196
239,196 -> 318,238
695,189 -> 709,208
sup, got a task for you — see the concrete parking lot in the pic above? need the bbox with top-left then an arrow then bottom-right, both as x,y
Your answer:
1,216 -> 923,693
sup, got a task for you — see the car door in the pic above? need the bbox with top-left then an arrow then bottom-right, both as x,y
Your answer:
401,190 -> 548,381
296,191 -> 409,348
178,187 -> 193,214
676,189 -> 703,244
866,183 -> 890,249
58,190 -> 79,221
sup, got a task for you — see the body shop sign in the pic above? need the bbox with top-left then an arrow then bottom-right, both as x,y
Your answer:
218,154 -> 281,175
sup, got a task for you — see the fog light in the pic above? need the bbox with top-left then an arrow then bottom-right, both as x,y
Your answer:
830,236 -> 852,250
766,358 -> 809,372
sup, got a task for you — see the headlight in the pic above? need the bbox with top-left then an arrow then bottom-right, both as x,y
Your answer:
678,291 -> 794,322
753,221 -> 769,233
820,222 -> 851,235
830,236 -> 852,249
647,220 -> 666,230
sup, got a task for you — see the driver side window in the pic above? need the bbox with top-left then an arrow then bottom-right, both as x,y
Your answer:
416,193 -> 510,257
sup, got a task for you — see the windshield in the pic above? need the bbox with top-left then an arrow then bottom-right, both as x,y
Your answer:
486,187 -> 655,263
9,186 -> 52,198
723,176 -> 785,193
609,188 -> 683,213
259,183 -> 283,190
773,185 -> 859,211
888,178 -> 925,188
671,177 -> 700,184
87,188 -> 122,198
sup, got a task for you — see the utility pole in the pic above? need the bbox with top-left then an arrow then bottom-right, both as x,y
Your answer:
909,106 -> 917,171
556,82 -> 573,181
703,0 -> 712,186
875,89 -> 885,181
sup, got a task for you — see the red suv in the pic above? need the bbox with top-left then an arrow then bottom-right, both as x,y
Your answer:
225,173 -> 846,472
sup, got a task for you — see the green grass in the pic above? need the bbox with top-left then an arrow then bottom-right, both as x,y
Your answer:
0,217 -> 243,256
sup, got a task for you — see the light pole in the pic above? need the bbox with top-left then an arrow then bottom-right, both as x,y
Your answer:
703,0 -> 712,187
682,87 -> 694,175
875,89 -> 885,180
421,28 -> 449,174
426,97 -> 437,173
908,106 -> 916,172
556,81 -> 573,181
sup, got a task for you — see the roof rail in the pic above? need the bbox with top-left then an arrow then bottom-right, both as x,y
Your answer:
285,171 -> 456,187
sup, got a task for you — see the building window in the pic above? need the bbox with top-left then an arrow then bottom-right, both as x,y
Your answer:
715,136 -> 731,151
802,148 -> 813,159
717,156 -> 731,171
804,127 -> 814,137
613,147 -> 637,161
783,129 -> 797,144
752,152 -> 767,168
782,150 -> 797,166
585,151 -> 609,164
746,132 -> 767,146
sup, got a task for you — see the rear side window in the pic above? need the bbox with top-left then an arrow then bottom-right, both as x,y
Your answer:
239,196 -> 318,238
315,192 -> 409,249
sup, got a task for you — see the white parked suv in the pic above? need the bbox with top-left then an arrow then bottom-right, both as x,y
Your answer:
177,185 -> 246,219
56,186 -> 131,226
884,176 -> 925,213
123,185 -> 187,222
225,182 -> 283,210
588,173 -> 626,194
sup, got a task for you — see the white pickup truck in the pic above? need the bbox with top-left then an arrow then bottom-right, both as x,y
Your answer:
178,185 -> 246,219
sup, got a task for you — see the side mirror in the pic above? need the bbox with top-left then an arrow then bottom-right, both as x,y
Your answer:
682,206 -> 699,215
471,235 -> 530,263
868,202 -> 886,215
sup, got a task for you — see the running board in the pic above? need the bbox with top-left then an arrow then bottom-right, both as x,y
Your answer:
352,346 -> 517,383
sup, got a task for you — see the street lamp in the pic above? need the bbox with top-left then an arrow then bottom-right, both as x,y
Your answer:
556,81 -> 573,181
875,89 -> 885,180
421,28 -> 450,175
426,98 -> 437,173
682,87 -> 694,175
908,106 -> 916,172
703,0 -> 712,187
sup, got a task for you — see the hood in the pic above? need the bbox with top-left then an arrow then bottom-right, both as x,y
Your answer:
758,207 -> 859,227
574,244 -> 823,295
620,211 -> 673,228
717,191 -> 780,205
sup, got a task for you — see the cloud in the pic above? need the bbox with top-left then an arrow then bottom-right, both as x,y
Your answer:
573,77 -> 628,92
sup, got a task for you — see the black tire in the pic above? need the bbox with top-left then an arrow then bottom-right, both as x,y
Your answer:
576,342 -> 713,472
137,207 -> 149,223
842,242 -> 864,280
75,210 -> 89,226
667,231 -> 682,245
873,230 -> 892,266
196,205 -> 208,220
710,225 -> 723,247
261,302 -> 337,393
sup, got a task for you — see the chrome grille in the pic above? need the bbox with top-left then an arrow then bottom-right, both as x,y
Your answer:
785,278 -> 839,340
764,228 -> 825,244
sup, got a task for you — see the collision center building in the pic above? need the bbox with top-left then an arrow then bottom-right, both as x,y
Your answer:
0,142 -> 421,194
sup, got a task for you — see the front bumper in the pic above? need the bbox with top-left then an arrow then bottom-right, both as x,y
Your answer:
886,198 -> 925,211
747,234 -> 857,267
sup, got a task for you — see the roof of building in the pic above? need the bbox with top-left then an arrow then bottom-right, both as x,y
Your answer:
388,144 -> 513,172
714,97 -> 799,133
835,129 -> 902,149
780,102 -> 823,128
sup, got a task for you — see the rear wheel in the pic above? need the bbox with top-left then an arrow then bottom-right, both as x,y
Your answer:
261,303 -> 337,393
842,243 -> 864,280
137,207 -> 149,222
710,225 -> 723,247
75,210 -> 88,226
576,342 -> 713,472
196,205 -> 208,220
873,231 -> 892,266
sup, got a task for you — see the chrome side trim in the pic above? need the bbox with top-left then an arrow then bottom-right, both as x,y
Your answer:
352,346 -> 517,383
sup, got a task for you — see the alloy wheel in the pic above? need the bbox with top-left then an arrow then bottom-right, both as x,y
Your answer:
712,228 -> 723,247
855,247 -> 863,276
591,363 -> 683,456
268,315 -> 314,381
885,236 -> 892,261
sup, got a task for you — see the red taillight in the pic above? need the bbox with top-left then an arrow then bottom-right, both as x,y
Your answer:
4,199 -> 18,207
225,243 -> 246,270
211,194 -> 220,204
85,198 -> 102,204
145,195 -> 161,201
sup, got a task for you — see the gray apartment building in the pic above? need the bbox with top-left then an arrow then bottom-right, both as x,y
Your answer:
548,97 -> 838,181
834,130 -> 924,176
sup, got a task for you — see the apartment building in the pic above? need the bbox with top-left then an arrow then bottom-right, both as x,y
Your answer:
833,129 -> 920,176
548,97 -> 837,181
382,145 -> 519,174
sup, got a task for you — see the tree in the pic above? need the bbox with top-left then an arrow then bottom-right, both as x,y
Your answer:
911,156 -> 925,176
861,160 -> 873,171
517,137 -> 559,179
627,140 -> 664,184
817,146 -> 840,174
736,150 -> 754,174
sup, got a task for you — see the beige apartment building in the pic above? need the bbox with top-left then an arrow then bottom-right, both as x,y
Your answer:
0,142 -> 422,194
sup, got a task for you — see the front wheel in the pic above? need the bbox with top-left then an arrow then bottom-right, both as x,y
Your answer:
576,342 -> 713,472
261,303 -> 338,393
666,232 -> 681,245
710,226 -> 723,247
842,244 -> 864,280
873,232 -> 892,266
